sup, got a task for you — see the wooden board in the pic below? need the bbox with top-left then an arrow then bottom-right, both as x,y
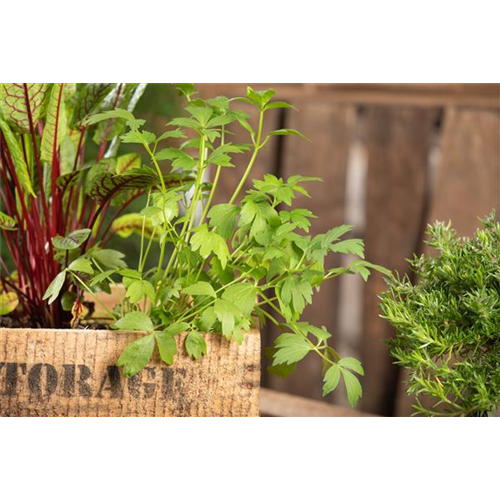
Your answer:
0,328 -> 260,417
362,106 -> 434,415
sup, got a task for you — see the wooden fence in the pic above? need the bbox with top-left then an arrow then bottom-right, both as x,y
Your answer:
199,84 -> 500,416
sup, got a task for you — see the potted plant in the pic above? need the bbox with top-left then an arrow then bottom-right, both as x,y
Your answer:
1,83 -> 388,416
381,213 -> 500,417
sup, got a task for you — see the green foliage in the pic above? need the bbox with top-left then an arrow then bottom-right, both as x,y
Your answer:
381,213 -> 500,416
101,85 -> 387,405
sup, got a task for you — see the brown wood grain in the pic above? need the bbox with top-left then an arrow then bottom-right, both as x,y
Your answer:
0,328 -> 260,417
361,106 -> 435,415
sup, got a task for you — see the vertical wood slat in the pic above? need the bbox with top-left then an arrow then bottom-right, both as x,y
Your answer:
395,107 -> 500,416
362,106 -> 435,415
265,101 -> 355,400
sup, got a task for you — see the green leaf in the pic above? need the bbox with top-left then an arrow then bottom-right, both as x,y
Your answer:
156,129 -> 187,143
268,129 -> 309,141
265,101 -> 296,111
214,298 -> 241,339
0,292 -> 18,316
91,248 -> 127,269
322,364 -> 341,396
185,331 -> 207,360
0,117 -> 35,197
155,331 -> 177,365
116,334 -> 155,377
338,357 -> 364,376
191,225 -> 230,269
222,283 -> 257,317
89,269 -> 116,286
41,83 -> 67,162
273,333 -> 312,365
187,106 -> 213,127
83,108 -> 135,127
42,271 -> 66,305
0,211 -> 17,230
71,83 -> 115,126
341,368 -> 363,407
111,213 -> 155,239
330,238 -> 365,258
113,311 -> 153,332
265,348 -> 297,378
164,322 -> 189,336
87,169 -> 159,203
125,280 -> 155,303
184,282 -> 217,298
176,84 -> 196,99
207,204 -> 240,240
52,229 -> 91,251
0,83 -> 51,132
115,153 -> 141,174
68,258 -> 94,275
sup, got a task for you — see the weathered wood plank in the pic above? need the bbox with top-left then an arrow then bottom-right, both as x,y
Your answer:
265,101 -> 355,399
362,106 -> 434,415
198,84 -> 500,109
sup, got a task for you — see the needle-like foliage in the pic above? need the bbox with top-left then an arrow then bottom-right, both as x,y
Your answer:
381,213 -> 500,416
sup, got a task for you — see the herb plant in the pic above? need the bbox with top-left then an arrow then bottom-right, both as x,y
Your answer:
0,83 -> 151,328
86,85 -> 389,405
381,213 -> 500,416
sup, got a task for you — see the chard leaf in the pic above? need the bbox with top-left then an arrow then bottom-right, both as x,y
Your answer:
111,213 -> 155,239
0,117 -> 35,197
0,292 -> 18,316
71,83 -> 115,126
52,229 -> 91,251
41,83 -> 67,162
0,211 -> 17,230
0,83 -> 51,132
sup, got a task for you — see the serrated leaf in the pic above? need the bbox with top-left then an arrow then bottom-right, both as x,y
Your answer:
52,229 -> 91,251
0,292 -> 18,316
91,248 -> 126,269
322,364 -> 341,396
41,83 -> 67,162
222,283 -> 257,317
155,331 -> 177,365
116,334 -> 155,377
42,271 -> 66,305
184,282 -> 217,298
191,225 -> 229,269
68,257 -> 94,275
185,331 -> 207,360
338,357 -> 364,376
208,204 -> 240,240
214,298 -> 241,339
265,347 -> 297,378
273,333 -> 311,365
125,280 -> 155,304
83,108 -> 135,127
187,106 -> 213,127
113,311 -> 153,332
0,117 -> 35,197
341,368 -> 363,407
330,239 -> 365,258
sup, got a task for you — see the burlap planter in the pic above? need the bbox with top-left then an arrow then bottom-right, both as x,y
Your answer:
0,327 -> 260,417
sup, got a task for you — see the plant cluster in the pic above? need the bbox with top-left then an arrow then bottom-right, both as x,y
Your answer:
381,213 -> 500,416
0,83 -> 148,328
1,84 -> 389,405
